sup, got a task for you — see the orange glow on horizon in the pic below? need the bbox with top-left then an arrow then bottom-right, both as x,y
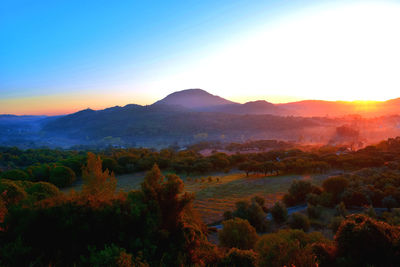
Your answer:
0,92 -> 396,116
0,93 -> 151,116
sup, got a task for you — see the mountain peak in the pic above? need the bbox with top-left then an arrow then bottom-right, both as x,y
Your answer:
153,88 -> 236,108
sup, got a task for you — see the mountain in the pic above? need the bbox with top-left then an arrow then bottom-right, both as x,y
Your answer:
202,100 -> 286,115
154,88 -> 236,108
40,101 -> 322,148
154,89 -> 288,115
4,88 -> 400,148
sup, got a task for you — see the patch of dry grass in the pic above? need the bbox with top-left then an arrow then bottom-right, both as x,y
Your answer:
65,170 -> 332,224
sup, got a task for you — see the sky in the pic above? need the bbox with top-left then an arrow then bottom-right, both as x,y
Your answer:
1,0 -> 400,115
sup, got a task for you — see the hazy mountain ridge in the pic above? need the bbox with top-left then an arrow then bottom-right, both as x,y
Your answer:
154,88 -> 236,108
153,89 -> 400,117
2,89 -> 400,148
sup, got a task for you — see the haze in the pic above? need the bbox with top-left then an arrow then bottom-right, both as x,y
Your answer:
1,0 -> 400,115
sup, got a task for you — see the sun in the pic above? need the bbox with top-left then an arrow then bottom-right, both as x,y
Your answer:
153,2 -> 400,103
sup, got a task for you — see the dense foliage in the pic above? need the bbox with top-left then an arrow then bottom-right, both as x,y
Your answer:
0,158 -> 215,266
2,136 -> 400,265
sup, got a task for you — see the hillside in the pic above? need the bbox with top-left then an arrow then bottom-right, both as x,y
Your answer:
154,88 -> 236,108
42,103 -> 320,147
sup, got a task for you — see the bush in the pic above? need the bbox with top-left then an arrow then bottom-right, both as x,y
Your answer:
329,216 -> 344,233
382,195 -> 398,211
289,212 -> 310,232
101,158 -> 119,174
219,218 -> 258,250
256,229 -> 328,267
307,204 -> 322,219
322,176 -> 349,199
25,182 -> 61,201
80,244 -> 137,267
363,205 -> 377,218
342,189 -> 369,207
270,202 -> 287,224
283,180 -> 321,206
49,166 -> 76,188
335,202 -> 348,217
0,179 -> 27,205
221,248 -> 257,267
27,164 -> 50,182
335,214 -> 400,266
1,169 -> 29,181
230,199 -> 268,232
322,175 -> 349,205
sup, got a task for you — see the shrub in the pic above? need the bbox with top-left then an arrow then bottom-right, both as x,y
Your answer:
219,218 -> 258,250
322,176 -> 349,199
307,204 -> 322,219
230,199 -> 268,232
289,212 -> 310,232
1,169 -> 29,181
101,158 -> 119,174
80,244 -> 137,267
312,242 -> 337,267
223,211 -> 233,221
363,205 -> 377,218
221,248 -> 257,267
283,180 -> 321,206
335,214 -> 400,266
27,164 -> 50,182
49,166 -> 76,188
256,229 -> 327,267
342,189 -> 369,207
335,202 -> 348,217
382,195 -> 398,211
270,202 -> 287,224
25,182 -> 61,201
329,216 -> 344,233
0,179 -> 27,205
322,176 -> 349,196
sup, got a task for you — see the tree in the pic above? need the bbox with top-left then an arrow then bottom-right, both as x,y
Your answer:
238,161 -> 256,177
271,202 -> 288,224
289,212 -> 310,232
80,244 -> 137,267
230,198 -> 268,232
1,169 -> 29,181
0,179 -> 27,205
27,164 -> 50,182
49,166 -> 76,188
322,176 -> 349,202
102,158 -> 119,174
307,204 -> 322,219
256,230 -> 327,267
335,202 -> 348,217
221,248 -> 257,267
25,181 -> 61,201
82,152 -> 116,199
335,214 -> 400,266
283,180 -> 321,206
382,196 -> 398,212
219,218 -> 258,250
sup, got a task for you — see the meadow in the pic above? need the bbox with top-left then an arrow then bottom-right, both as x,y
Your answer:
65,170 -> 332,224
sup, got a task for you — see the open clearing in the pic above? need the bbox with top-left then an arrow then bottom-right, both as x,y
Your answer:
66,171 -> 332,224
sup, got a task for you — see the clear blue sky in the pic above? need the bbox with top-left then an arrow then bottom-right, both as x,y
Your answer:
1,0 -> 400,114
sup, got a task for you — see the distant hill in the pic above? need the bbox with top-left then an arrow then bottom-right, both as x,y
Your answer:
41,101 -> 321,147
201,100 -> 287,115
3,88 -> 400,148
154,88 -> 236,108
153,89 -> 286,115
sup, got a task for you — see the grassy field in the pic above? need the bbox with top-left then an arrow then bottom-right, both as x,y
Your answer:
65,171 -> 332,224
